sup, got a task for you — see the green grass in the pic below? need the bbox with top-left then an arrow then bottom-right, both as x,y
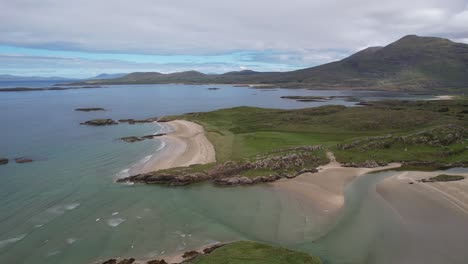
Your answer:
191,241 -> 322,264
424,174 -> 465,182
176,100 -> 467,165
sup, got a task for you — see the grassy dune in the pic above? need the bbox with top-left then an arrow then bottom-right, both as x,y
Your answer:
178,99 -> 467,167
191,241 -> 322,264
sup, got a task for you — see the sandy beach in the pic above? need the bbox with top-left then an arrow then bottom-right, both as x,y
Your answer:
376,171 -> 468,264
135,120 -> 216,174
273,152 -> 401,230
430,95 -> 455,100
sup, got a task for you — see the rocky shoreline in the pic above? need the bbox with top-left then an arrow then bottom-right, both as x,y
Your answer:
99,243 -> 227,264
118,146 -> 324,186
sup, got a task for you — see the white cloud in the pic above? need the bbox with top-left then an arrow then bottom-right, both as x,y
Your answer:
0,0 -> 467,55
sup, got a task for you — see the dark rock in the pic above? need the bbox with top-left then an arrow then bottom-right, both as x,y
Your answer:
81,119 -> 118,126
141,133 -> 166,139
342,160 -> 384,168
102,259 -> 117,264
0,158 -> 8,165
208,87 -> 220,90
202,243 -> 226,254
146,260 -> 168,264
117,258 -> 135,264
120,136 -> 144,143
118,117 -> 159,124
75,107 -> 105,112
182,250 -> 200,261
14,157 -> 33,164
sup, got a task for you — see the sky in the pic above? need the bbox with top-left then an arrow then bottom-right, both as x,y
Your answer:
0,0 -> 468,78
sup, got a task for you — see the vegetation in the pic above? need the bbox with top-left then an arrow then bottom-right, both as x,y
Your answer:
175,99 -> 467,167
191,241 -> 322,264
80,35 -> 468,92
421,174 -> 465,182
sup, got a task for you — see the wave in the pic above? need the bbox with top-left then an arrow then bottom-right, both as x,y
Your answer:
0,234 -> 26,249
107,218 -> 125,227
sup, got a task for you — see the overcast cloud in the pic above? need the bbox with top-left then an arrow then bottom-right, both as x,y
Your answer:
0,0 -> 467,77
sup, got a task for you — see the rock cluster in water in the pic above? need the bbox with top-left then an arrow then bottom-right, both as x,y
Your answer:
118,117 -> 160,124
80,119 -> 118,126
120,133 -> 166,143
14,157 -> 33,164
0,158 -> 8,165
100,243 -> 226,264
118,146 -> 324,186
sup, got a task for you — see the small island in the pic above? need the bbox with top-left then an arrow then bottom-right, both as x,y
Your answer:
75,107 -> 106,112
420,174 -> 465,183
14,157 -> 33,164
0,158 -> 8,165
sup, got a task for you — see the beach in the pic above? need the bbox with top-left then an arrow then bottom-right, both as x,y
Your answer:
376,170 -> 468,264
273,153 -> 401,232
134,120 -> 216,174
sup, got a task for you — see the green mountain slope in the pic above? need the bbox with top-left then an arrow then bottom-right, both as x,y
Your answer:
85,35 -> 468,92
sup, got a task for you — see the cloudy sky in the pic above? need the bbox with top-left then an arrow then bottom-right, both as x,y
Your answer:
1,0 -> 467,78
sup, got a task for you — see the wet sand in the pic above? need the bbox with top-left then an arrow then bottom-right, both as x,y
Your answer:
377,171 -> 468,264
273,152 -> 401,231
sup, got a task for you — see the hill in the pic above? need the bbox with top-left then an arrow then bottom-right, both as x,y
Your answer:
80,35 -> 468,92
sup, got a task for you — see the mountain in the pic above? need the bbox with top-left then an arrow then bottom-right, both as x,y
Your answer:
89,73 -> 128,79
80,35 -> 468,92
0,74 -> 72,81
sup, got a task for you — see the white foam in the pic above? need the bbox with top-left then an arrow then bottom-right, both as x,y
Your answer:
107,218 -> 125,227
66,238 -> 77,244
96,218 -> 100,222
155,141 -> 166,152
46,250 -> 60,257
65,203 -> 80,210
0,234 -> 26,249
141,155 -> 153,163
112,212 -> 119,216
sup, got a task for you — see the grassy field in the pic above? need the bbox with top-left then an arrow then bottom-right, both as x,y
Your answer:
191,241 -> 322,264
176,100 -> 467,166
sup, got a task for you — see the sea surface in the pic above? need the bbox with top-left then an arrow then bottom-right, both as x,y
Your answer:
0,83 -> 437,263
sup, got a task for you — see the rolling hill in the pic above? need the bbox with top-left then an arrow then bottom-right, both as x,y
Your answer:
81,35 -> 468,92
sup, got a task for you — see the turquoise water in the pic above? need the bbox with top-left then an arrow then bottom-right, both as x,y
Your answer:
0,84 -> 435,263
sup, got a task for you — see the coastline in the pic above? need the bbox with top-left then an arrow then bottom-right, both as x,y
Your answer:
130,120 -> 216,175
272,152 -> 401,235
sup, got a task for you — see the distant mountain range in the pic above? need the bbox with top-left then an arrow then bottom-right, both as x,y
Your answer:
0,74 -> 73,81
81,35 -> 468,92
88,73 -> 128,80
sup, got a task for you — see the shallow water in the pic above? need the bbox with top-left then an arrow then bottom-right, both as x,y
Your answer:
0,84 -> 436,263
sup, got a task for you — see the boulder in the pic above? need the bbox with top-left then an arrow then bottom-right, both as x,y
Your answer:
0,158 -> 8,165
81,119 -> 118,126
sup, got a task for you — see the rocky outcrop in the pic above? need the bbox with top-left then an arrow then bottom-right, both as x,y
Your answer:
119,134 -> 166,143
118,117 -> 159,124
99,243 -> 227,264
146,260 -> 168,264
342,160 -> 387,168
0,158 -> 8,165
118,146 -> 325,186
75,108 -> 105,112
208,87 -> 220,90
81,119 -> 118,126
14,157 -> 33,164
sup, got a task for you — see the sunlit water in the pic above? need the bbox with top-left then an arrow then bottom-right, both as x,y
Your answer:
0,84 -> 435,263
